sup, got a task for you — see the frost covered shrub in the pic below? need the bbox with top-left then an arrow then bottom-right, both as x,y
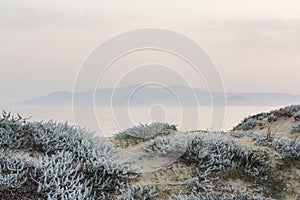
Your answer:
234,112 -> 266,131
239,117 -> 257,130
31,120 -> 89,154
230,131 -> 268,140
0,112 -> 88,154
31,120 -> 119,161
0,112 -> 36,149
266,105 -> 300,122
0,151 -> 28,190
181,134 -> 269,179
230,131 -> 252,138
119,185 -> 158,200
234,105 -> 300,128
294,111 -> 300,121
178,134 -> 270,196
0,112 -> 116,158
292,122 -> 300,132
230,131 -> 270,145
274,105 -> 300,118
241,131 -> 300,159
170,191 -> 266,200
272,138 -> 300,159
0,150 -> 44,199
114,122 -> 177,140
31,151 -> 92,199
233,131 -> 300,159
142,135 -> 189,157
0,112 -> 137,199
30,150 -> 132,199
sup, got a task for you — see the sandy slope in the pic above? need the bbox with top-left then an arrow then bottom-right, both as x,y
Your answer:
110,106 -> 300,199
1,106 -> 299,199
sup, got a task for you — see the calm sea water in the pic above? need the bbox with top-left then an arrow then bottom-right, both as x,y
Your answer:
4,106 -> 280,137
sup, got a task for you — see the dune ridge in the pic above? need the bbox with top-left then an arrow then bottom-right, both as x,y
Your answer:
0,106 -> 299,199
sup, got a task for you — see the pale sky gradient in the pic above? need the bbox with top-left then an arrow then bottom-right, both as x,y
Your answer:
0,0 -> 300,104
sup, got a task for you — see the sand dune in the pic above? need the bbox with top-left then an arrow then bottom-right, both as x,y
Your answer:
0,106 -> 299,199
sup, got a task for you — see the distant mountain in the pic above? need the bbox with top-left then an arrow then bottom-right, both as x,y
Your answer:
209,95 -> 253,106
15,85 -> 300,107
16,91 -> 73,106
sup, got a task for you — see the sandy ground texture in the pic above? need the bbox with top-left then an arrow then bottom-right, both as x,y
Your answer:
0,106 -> 299,199
110,106 -> 300,199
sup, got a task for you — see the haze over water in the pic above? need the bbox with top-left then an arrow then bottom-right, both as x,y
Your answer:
4,106 -> 281,137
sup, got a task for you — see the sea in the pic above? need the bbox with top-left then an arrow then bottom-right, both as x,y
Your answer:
3,106 -> 281,137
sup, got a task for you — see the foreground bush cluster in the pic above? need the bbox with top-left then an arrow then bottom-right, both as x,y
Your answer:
235,105 -> 300,131
1,107 -> 299,199
0,112 -> 155,199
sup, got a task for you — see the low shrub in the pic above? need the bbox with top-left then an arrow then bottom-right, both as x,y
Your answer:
114,122 -> 177,140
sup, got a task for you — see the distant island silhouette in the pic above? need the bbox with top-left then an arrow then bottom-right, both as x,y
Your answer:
16,85 -> 300,107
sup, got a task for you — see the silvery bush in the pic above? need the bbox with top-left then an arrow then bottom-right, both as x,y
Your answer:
114,122 -> 177,140
0,112 -> 136,199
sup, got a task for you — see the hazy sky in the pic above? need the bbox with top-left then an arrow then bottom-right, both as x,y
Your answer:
0,0 -> 300,104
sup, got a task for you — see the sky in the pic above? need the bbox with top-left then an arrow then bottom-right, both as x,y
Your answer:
0,0 -> 300,104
